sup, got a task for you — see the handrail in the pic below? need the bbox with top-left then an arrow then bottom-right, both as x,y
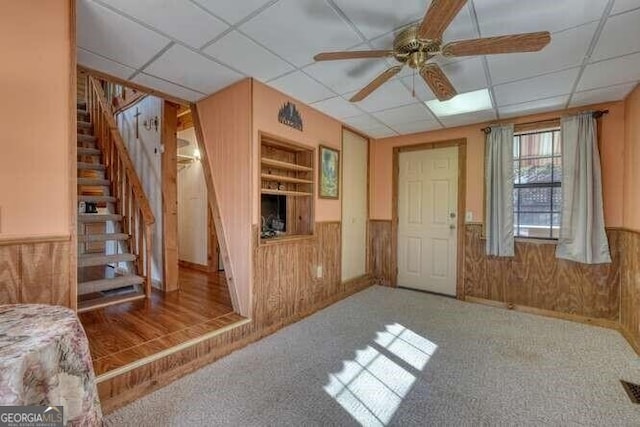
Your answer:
85,75 -> 155,297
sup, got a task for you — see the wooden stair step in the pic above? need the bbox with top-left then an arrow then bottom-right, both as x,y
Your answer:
78,213 -> 122,223
78,134 -> 97,143
78,147 -> 101,156
78,195 -> 116,203
78,177 -> 110,186
77,111 -> 89,120
78,275 -> 144,296
77,162 -> 105,171
78,233 -> 129,242
78,120 -> 91,129
78,291 -> 145,313
78,253 -> 137,267
77,101 -> 87,110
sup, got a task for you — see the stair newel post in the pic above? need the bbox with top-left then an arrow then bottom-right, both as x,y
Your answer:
136,204 -> 143,276
144,223 -> 152,297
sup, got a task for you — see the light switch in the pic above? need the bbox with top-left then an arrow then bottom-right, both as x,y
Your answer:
465,211 -> 473,222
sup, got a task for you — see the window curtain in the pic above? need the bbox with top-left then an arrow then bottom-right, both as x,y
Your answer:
555,112 -> 611,264
485,124 -> 514,256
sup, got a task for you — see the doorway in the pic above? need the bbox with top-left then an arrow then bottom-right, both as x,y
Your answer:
341,129 -> 368,282
394,141 -> 466,296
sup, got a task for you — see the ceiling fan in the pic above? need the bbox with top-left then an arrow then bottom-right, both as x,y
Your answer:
313,0 -> 551,102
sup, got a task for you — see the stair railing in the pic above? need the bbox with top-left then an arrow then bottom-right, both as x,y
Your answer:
86,75 -> 155,298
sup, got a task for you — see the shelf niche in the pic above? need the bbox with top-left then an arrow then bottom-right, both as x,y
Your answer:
260,134 -> 315,242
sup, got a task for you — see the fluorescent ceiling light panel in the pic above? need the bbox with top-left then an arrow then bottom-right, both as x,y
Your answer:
426,89 -> 493,117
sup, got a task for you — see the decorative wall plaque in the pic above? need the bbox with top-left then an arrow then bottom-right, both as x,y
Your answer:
278,102 -> 303,131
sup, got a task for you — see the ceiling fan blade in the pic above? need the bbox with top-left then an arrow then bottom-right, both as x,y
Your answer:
314,50 -> 393,61
442,31 -> 551,57
420,64 -> 457,101
417,0 -> 467,40
349,66 -> 403,102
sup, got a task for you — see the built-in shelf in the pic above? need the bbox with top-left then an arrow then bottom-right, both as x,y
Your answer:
260,135 -> 315,242
261,189 -> 312,197
261,157 -> 313,172
260,173 -> 313,185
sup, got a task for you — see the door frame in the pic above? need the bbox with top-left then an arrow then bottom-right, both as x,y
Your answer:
392,138 -> 467,299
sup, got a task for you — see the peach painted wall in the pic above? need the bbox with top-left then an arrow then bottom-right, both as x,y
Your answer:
252,80 -> 343,224
0,0 -> 71,238
371,101 -> 626,227
624,84 -> 640,232
196,80 -> 252,315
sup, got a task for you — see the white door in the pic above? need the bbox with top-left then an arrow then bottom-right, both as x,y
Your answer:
341,130 -> 368,282
398,146 -> 458,295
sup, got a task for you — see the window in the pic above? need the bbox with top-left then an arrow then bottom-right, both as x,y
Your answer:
513,129 -> 561,239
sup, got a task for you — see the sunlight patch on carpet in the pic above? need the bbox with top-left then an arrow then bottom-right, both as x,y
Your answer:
324,323 -> 437,426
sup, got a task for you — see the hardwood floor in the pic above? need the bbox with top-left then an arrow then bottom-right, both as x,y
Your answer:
79,266 -> 242,377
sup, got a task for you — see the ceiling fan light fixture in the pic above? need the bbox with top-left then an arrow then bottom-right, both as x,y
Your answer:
425,88 -> 493,117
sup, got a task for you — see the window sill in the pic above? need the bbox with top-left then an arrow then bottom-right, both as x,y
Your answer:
478,234 -> 558,245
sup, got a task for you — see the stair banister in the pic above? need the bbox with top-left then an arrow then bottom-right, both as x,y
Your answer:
86,75 -> 155,297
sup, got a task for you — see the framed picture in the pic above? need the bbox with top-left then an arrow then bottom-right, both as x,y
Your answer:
318,145 -> 340,199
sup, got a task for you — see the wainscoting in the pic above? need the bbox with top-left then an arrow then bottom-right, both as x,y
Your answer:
620,229 -> 640,354
97,221 -> 373,412
368,221 -> 640,354
0,236 -> 72,307
464,223 -> 620,322
369,220 -> 393,286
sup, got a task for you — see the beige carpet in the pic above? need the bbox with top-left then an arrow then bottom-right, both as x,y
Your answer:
106,286 -> 640,426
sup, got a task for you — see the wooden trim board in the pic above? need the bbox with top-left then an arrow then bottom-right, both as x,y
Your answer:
162,101 -> 179,292
68,0 -> 78,311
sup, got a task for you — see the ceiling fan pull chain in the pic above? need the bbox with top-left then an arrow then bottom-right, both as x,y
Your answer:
412,69 -> 416,98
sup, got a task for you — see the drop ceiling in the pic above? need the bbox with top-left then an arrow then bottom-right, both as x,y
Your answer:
77,0 -> 640,138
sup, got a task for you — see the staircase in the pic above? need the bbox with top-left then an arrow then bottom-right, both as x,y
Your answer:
76,75 -> 154,312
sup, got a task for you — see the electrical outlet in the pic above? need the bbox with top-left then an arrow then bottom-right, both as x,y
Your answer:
465,211 -> 473,222
316,265 -> 323,279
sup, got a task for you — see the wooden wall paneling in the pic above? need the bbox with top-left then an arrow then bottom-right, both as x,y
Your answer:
620,229 -> 640,353
368,220 -> 393,286
162,101 -> 179,292
464,224 -> 620,321
0,245 -> 21,304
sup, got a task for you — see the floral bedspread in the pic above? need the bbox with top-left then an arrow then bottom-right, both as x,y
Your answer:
0,304 -> 102,426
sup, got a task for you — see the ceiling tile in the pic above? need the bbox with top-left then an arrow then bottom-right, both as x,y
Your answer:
570,83 -> 637,107
493,68 -> 579,106
372,103 -> 434,126
303,46 -> 390,95
363,126 -> 398,138
144,45 -> 242,94
343,114 -> 384,130
498,95 -> 568,118
194,0 -> 273,24
77,48 -> 136,79
268,72 -> 334,104
310,97 -> 362,119
204,31 -> 293,82
346,80 -> 416,113
439,58 -> 488,93
439,110 -> 497,128
132,73 -> 205,102
240,0 -> 362,67
577,52 -> 640,91
330,0 -> 428,40
474,0 -> 607,36
590,9 -> 640,62
487,22 -> 596,85
98,0 -> 228,49
611,0 -> 640,15
77,0 -> 170,69
390,120 -> 442,135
